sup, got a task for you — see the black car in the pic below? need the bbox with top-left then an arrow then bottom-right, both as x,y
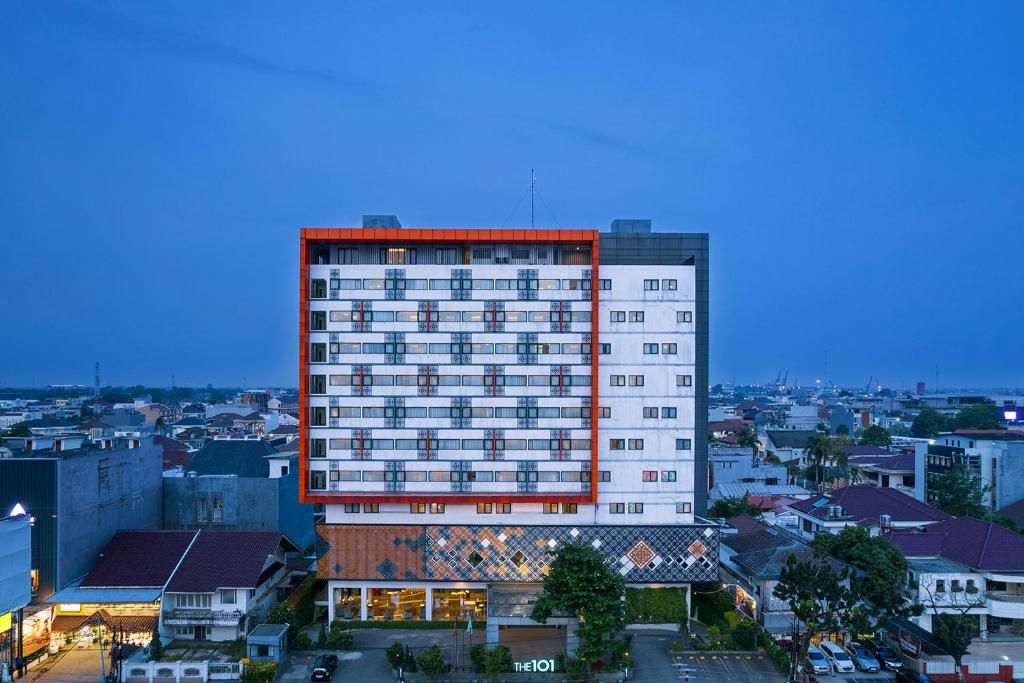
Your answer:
863,638 -> 903,671
310,654 -> 339,681
895,670 -> 934,683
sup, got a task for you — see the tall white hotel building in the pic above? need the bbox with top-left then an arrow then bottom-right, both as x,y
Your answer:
302,216 -> 717,648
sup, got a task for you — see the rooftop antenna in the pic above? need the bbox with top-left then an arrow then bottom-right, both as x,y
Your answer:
530,168 -> 536,229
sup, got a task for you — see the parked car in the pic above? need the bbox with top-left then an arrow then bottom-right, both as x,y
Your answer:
863,638 -> 903,671
310,654 -> 338,681
844,643 -> 880,672
895,670 -> 934,683
820,641 -> 856,673
805,646 -> 831,676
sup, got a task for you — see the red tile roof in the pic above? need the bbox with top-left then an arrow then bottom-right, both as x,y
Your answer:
81,531 -> 197,588
164,531 -> 295,593
726,513 -> 768,534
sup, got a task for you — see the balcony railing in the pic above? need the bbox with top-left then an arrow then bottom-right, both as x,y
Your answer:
162,608 -> 245,626
988,591 -> 1024,603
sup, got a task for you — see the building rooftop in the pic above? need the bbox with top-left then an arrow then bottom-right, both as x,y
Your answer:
80,530 -> 197,588
841,445 -> 895,457
165,531 -> 296,593
790,485 -> 950,527
186,439 -> 278,477
766,430 -> 817,449
712,483 -> 811,499
887,517 -> 1024,572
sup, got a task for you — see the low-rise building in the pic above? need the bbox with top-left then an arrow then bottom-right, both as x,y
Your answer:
923,430 -> 1024,511
765,430 -> 817,467
0,510 -> 32,678
848,451 -> 916,498
787,485 -> 950,539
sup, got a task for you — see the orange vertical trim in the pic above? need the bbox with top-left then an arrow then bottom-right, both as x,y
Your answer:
590,233 -> 600,503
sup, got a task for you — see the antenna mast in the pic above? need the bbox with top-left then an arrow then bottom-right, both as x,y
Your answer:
530,168 -> 536,229
94,362 -> 100,396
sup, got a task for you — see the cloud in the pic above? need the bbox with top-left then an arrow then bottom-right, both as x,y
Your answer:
33,3 -> 377,93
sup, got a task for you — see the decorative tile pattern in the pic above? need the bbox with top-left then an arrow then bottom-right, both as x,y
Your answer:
317,524 -> 720,583
384,269 -> 407,300
451,269 -> 472,300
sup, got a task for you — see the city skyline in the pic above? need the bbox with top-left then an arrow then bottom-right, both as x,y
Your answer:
2,3 -> 1022,388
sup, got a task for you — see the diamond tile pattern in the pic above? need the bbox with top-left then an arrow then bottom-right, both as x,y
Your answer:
317,524 -> 719,583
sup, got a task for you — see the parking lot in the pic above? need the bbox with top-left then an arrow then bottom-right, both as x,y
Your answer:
670,653 -> 898,682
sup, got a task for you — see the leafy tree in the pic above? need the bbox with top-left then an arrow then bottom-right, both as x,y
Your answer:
930,465 -> 989,518
860,425 -> 892,447
708,496 -> 763,519
805,433 -> 836,487
532,542 -> 625,663
148,626 -> 164,661
954,404 -> 1003,431
416,645 -> 449,680
316,623 -> 327,648
484,645 -> 514,676
386,642 -> 412,670
835,424 -> 850,436
3,423 -> 32,438
266,603 -> 296,645
812,526 -> 921,622
736,427 -> 760,451
920,577 -> 985,676
772,552 -> 857,676
912,409 -> 952,437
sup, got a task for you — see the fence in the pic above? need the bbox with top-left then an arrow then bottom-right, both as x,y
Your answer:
123,660 -> 242,682
921,657 -> 1015,683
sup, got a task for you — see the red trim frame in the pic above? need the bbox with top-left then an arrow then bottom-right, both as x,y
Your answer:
299,228 -> 600,506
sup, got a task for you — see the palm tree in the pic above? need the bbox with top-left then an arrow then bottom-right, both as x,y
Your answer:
805,434 -> 835,489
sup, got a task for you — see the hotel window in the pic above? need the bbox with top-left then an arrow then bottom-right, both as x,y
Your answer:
643,279 -> 659,291
338,247 -> 358,264
598,407 -> 611,418
677,310 -> 693,323
677,374 -> 693,387
476,503 -> 493,514
309,470 -> 326,490
643,343 -> 659,355
643,407 -> 658,418
676,502 -> 692,514
496,503 -> 512,514
628,375 -> 645,386
676,438 -> 692,451
310,439 -> 326,458
662,343 -> 677,354
609,503 -> 625,514
628,503 -> 644,514
598,471 -> 611,482
309,311 -> 326,331
410,503 -> 427,514
429,503 -> 445,514
610,311 -> 626,322
310,375 -> 326,395
382,247 -> 416,265
363,504 -> 379,513
543,503 -> 559,514
609,439 -> 625,450
599,279 -> 612,290
610,375 -> 625,386
562,503 -> 577,513
629,311 -> 644,322
598,343 -> 611,354
310,279 -> 327,299
628,439 -> 644,450
642,471 -> 658,482
435,247 -> 459,264
343,503 -> 359,513
662,407 -> 677,418
662,471 -> 677,482
662,279 -> 677,290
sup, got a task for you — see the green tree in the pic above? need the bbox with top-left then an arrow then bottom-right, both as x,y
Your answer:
835,424 -> 850,436
3,423 -> 32,438
920,577 -> 986,676
912,408 -> 952,437
148,626 -> 164,661
532,542 -> 625,663
812,526 -> 921,622
736,427 -> 760,451
954,404 -> 1003,431
484,645 -> 514,676
708,497 -> 763,519
316,624 -> 327,649
266,603 -> 296,645
930,465 -> 989,518
860,425 -> 892,447
772,552 -> 858,676
805,433 -> 836,487
415,645 -> 449,680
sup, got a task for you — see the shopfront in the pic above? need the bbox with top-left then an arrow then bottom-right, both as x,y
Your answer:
330,584 -> 487,623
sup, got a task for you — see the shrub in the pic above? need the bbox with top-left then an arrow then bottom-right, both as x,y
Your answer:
731,620 -> 760,650
416,645 -> 449,679
470,644 -> 488,673
316,624 -> 327,649
555,653 -> 588,675
266,603 -> 296,645
326,623 -> 354,649
484,645 -> 514,675
148,626 -> 163,662
294,632 -> 314,650
624,587 -> 689,624
240,662 -> 278,683
386,642 -> 409,669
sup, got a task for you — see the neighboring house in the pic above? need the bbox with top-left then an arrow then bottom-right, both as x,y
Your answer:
708,450 -> 787,489
154,435 -> 192,471
787,485 -> 951,539
765,430 -> 817,467
161,531 -> 298,642
708,419 -> 754,445
175,427 -> 209,451
170,416 -> 207,437
46,531 -> 197,647
923,430 -> 1024,511
0,437 -> 163,600
163,440 -> 314,547
17,417 -> 79,436
887,517 -> 1024,640
848,452 -> 917,498
784,404 -> 820,431
138,403 -> 182,425
719,522 -> 847,633
709,482 -> 812,504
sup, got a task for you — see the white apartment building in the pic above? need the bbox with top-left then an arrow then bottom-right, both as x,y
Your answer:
300,218 -> 717,650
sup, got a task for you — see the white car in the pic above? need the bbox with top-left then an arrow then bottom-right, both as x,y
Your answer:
806,646 -> 832,675
820,641 -> 856,673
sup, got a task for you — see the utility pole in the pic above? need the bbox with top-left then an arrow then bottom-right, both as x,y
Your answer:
96,614 -> 106,682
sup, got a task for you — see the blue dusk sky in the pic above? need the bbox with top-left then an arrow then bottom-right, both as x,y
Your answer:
1,2 -> 1021,389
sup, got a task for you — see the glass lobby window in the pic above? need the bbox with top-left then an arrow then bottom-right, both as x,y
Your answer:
367,588 -> 426,621
334,587 -> 361,620
433,589 -> 487,621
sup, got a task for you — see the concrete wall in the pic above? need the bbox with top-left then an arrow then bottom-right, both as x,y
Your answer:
58,439 -> 163,590
0,516 -> 32,614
